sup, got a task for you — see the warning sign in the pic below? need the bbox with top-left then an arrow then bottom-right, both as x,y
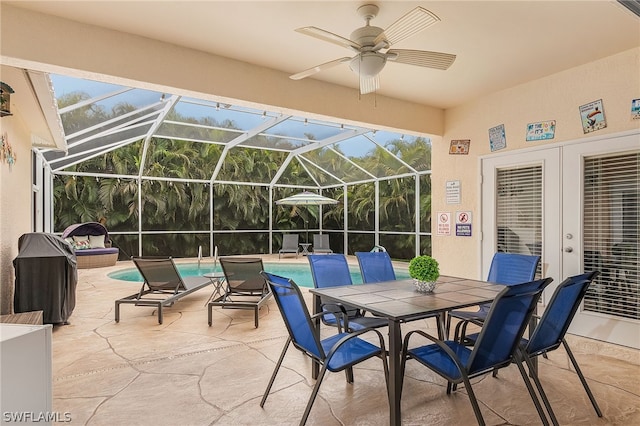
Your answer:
456,211 -> 472,237
437,212 -> 451,236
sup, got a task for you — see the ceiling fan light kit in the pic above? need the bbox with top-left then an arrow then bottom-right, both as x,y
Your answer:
291,4 -> 456,95
350,52 -> 387,77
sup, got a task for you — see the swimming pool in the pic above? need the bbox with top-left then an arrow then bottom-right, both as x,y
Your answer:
108,261 -> 409,288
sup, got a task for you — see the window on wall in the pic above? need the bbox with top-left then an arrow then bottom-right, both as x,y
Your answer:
496,166 -> 543,259
583,153 -> 639,320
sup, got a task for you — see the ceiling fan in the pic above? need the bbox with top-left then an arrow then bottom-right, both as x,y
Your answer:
290,4 -> 456,95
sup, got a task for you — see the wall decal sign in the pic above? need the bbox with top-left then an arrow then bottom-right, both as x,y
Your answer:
449,139 -> 470,155
437,212 -> 451,236
446,180 -> 461,205
526,120 -> 556,141
455,210 -> 472,237
579,99 -> 606,133
631,98 -> 640,120
489,124 -> 506,151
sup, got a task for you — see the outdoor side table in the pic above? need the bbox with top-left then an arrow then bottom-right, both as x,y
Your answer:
299,243 -> 312,255
203,272 -> 226,305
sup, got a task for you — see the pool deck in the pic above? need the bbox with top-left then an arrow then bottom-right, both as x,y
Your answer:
49,254 -> 640,425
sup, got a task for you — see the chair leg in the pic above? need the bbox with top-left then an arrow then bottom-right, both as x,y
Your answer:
254,306 -> 259,328
261,338 -> 291,407
301,363 -> 329,426
115,301 -> 120,323
344,367 -> 354,383
435,314 -> 445,340
157,304 -> 163,324
446,382 -> 454,394
516,351 -> 553,426
207,303 -> 213,326
562,339 -> 603,417
460,373 -> 485,426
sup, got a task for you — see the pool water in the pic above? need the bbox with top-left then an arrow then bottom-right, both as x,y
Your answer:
108,261 -> 409,288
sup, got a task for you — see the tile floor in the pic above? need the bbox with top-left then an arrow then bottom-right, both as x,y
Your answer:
51,256 -> 640,425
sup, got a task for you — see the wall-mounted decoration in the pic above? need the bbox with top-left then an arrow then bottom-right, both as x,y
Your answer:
445,180 -> 461,204
489,124 -> 506,151
0,82 -> 14,117
449,139 -> 470,155
455,210 -> 472,237
631,98 -> 640,120
1,132 -> 17,168
436,212 -> 451,236
579,99 -> 607,133
526,120 -> 556,141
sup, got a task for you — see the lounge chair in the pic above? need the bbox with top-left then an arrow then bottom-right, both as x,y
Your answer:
312,234 -> 332,254
278,234 -> 299,259
260,271 -> 389,425
208,257 -> 272,328
115,257 -> 211,324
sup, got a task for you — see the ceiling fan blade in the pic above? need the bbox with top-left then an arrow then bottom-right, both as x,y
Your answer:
374,7 -> 440,47
387,49 -> 456,70
290,57 -> 352,80
360,75 -> 380,95
296,26 -> 361,51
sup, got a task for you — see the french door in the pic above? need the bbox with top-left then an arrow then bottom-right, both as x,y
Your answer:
482,131 -> 639,348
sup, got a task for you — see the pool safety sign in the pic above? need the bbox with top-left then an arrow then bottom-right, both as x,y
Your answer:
456,211 -> 472,237
437,212 -> 451,236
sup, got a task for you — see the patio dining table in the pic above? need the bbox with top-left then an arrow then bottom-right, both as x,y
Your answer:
309,276 -> 507,426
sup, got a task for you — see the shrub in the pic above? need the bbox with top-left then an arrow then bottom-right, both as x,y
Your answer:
408,255 -> 440,282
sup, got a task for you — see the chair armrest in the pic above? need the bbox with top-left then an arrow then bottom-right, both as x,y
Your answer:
402,329 -> 468,373
311,304 -> 349,333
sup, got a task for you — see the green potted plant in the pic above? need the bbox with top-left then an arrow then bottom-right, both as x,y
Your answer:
409,255 -> 440,293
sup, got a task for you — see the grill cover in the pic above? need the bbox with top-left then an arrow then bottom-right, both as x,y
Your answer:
13,233 -> 77,324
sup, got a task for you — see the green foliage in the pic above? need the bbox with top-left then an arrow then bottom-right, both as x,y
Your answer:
51,91 -> 433,259
408,255 -> 440,282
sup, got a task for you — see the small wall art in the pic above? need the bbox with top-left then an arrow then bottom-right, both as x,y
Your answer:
1,132 -> 16,168
579,99 -> 606,133
631,99 -> 640,120
489,124 -> 506,151
526,120 -> 556,141
449,139 -> 470,155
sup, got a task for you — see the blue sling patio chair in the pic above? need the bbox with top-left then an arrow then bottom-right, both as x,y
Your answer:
447,252 -> 540,340
308,254 -> 388,331
356,250 -> 445,337
517,271 -> 602,425
259,271 -> 389,426
400,277 -> 553,426
355,251 -> 396,283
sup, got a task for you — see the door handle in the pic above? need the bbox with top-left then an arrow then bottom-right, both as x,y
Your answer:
564,247 -> 573,253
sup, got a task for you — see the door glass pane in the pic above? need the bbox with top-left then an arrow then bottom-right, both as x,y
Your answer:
583,153 -> 639,320
496,165 -> 543,277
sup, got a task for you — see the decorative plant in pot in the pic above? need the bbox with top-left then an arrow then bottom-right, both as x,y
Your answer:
409,255 -> 440,293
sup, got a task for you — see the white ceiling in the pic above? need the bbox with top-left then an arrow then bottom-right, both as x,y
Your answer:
8,1 -> 640,109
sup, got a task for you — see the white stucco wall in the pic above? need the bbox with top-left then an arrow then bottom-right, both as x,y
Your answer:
0,70 -> 35,314
433,47 -> 640,279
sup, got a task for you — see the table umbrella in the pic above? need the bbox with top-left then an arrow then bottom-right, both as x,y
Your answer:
275,191 -> 338,243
